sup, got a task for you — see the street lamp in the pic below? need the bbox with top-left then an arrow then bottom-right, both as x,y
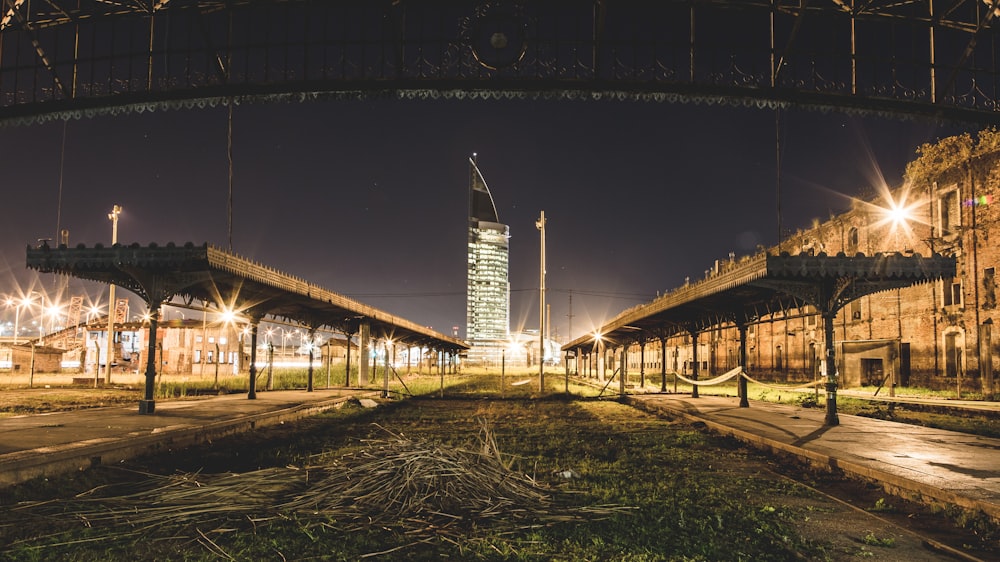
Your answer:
105,204 -> 122,385
4,297 -> 22,345
536,210 -> 546,392
280,327 -> 297,359
44,302 -> 63,340
5,292 -> 43,346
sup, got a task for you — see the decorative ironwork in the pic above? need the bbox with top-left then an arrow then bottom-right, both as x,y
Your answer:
1,1 -> 1000,125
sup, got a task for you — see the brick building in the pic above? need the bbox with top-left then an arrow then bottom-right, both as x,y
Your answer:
622,131 -> 999,394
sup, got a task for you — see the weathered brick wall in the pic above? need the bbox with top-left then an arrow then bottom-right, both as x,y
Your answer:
619,145 -> 1000,392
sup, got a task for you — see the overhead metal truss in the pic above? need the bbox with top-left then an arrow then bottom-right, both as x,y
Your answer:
2,1 -> 1000,124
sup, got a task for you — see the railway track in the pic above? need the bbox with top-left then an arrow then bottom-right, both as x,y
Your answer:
762,458 -> 991,561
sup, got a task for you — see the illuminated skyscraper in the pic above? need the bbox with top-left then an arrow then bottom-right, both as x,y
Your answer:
466,155 -> 510,366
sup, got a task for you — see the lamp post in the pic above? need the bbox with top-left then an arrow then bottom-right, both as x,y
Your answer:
5,297 -> 24,346
44,303 -> 62,342
536,211 -> 546,392
105,204 -> 122,385
281,328 -> 291,359
6,293 -> 43,346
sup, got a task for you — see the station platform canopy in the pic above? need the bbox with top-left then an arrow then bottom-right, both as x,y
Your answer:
562,252 -> 957,351
27,242 -> 467,353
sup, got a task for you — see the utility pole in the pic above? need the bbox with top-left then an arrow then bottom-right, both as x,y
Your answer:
104,205 -> 121,387
536,211 -> 546,392
567,290 -> 574,343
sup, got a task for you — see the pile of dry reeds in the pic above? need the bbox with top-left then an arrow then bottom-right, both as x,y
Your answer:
11,419 -> 631,556
279,421 -> 552,533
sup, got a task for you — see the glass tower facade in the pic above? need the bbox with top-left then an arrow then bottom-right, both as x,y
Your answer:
467,156 -> 510,366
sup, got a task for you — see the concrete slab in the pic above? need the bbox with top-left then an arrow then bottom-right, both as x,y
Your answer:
0,389 -> 376,487
628,394 -> 1000,523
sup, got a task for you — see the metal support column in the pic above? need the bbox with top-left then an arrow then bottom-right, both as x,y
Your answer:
344,332 -> 352,386
619,347 -> 626,397
823,312 -> 839,425
248,320 -> 259,400
138,305 -> 160,414
306,327 -> 316,392
660,336 -> 667,392
738,322 -> 749,408
639,341 -> 645,388
359,320 -> 370,385
690,327 -> 699,398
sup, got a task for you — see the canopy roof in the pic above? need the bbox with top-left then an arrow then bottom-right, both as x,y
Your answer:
563,252 -> 956,350
26,242 -> 467,351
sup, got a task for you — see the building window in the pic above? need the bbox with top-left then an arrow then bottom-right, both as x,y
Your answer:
940,189 -> 961,236
851,300 -> 862,320
847,227 -> 859,254
944,332 -> 962,378
943,280 -> 963,308
985,267 -> 996,309
194,349 -> 202,364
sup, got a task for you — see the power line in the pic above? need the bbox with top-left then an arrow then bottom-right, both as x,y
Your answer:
344,291 -> 466,298
344,288 -> 653,301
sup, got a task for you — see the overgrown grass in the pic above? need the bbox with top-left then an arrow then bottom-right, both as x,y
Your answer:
0,389 -> 138,416
4,368 -> 999,438
0,392 -> 832,561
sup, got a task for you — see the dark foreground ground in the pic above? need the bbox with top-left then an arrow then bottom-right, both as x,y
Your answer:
0,378 -> 995,561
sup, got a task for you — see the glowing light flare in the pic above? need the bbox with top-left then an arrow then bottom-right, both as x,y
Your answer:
45,303 -> 63,319
219,308 -> 236,324
886,201 -> 914,228
506,335 -> 526,356
859,186 -> 931,250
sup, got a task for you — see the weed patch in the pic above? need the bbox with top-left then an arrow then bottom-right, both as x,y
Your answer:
2,397 -> 828,561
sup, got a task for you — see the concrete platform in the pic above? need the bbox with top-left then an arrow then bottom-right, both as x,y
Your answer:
628,393 -> 1000,524
0,389 -> 372,488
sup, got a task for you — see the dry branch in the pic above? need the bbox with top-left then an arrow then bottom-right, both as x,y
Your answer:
10,419 -> 633,556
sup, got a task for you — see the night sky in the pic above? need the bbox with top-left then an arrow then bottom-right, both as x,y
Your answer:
0,98 -> 975,341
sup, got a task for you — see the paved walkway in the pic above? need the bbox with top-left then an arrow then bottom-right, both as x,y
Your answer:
0,389 -> 372,487
628,393 -> 1000,523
